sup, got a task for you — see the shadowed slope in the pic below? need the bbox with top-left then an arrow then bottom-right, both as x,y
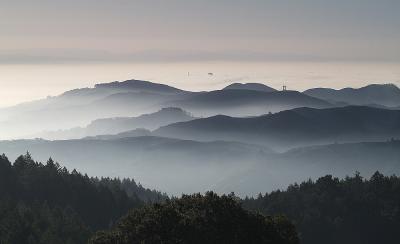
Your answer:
155,106 -> 400,149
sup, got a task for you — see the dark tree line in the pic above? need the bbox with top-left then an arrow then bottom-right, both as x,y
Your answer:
242,172 -> 400,244
0,153 -> 165,244
89,192 -> 299,244
6,151 -> 398,244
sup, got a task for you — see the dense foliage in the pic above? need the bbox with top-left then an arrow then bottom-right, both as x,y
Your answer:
242,172 -> 400,244
4,151 -> 397,244
89,192 -> 299,244
0,153 -> 164,244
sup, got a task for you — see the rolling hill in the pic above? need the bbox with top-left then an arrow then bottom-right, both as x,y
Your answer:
154,106 -> 400,150
34,107 -> 195,140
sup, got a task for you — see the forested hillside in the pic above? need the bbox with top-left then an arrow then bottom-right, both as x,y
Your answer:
0,153 -> 165,243
243,172 -> 400,244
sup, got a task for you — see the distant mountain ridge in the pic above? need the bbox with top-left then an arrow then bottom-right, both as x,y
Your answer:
155,106 -> 400,149
2,79 -> 399,139
172,89 -> 332,117
304,83 -> 400,107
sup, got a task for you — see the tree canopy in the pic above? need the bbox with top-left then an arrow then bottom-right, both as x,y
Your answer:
243,172 -> 400,244
90,192 -> 299,244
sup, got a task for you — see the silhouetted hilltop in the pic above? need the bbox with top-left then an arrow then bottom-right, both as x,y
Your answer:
94,79 -> 186,94
223,82 -> 277,92
59,80 -> 186,100
178,90 -> 329,107
304,83 -> 400,107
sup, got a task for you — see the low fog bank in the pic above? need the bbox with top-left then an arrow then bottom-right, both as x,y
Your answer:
0,137 -> 399,196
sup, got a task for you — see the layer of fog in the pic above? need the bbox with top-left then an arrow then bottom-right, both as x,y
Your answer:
0,137 -> 399,196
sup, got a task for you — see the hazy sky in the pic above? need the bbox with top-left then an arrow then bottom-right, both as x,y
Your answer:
0,0 -> 400,106
1,0 -> 400,63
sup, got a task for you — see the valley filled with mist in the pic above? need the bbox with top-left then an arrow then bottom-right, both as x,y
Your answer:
1,79 -> 400,196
